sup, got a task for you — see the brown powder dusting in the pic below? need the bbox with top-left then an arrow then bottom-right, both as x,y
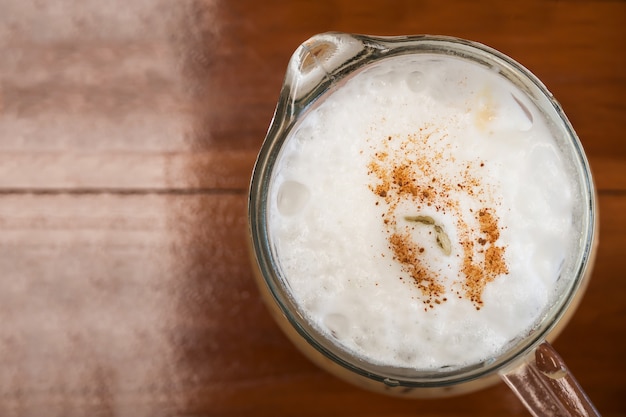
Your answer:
461,244 -> 486,307
478,208 -> 499,243
390,233 -> 445,303
368,160 -> 391,203
392,164 -> 420,197
366,129 -> 509,311
485,246 -> 508,275
458,209 -> 509,308
459,244 -> 509,308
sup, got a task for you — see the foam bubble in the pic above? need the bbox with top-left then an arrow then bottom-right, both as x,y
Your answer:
405,70 -> 425,93
277,180 -> 310,216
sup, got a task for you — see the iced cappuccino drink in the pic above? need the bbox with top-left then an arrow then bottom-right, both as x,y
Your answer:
249,34 -> 597,413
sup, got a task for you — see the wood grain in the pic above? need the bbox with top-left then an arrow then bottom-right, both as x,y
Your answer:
0,1 -> 624,416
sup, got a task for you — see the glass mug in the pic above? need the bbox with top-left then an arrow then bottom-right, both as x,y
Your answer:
248,33 -> 599,416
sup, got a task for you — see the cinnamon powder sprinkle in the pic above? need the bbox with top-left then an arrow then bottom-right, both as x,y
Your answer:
390,232 -> 446,303
367,130 -> 509,310
478,208 -> 500,243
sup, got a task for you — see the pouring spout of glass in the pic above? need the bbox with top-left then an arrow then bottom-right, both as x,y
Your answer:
272,33 -> 364,127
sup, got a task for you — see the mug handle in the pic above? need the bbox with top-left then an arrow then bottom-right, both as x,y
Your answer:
500,341 -> 600,416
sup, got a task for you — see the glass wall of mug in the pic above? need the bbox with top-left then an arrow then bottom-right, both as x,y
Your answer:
248,33 -> 597,398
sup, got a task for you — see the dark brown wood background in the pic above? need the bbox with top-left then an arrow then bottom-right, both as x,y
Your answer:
1,1 -> 625,416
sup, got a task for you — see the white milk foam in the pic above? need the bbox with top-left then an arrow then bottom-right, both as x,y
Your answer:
268,54 -> 576,370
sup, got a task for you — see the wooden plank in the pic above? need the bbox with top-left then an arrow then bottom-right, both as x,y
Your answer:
0,193 -> 257,416
0,153 -> 622,193
0,151 -> 256,191
0,192 -> 623,416
2,0 -> 624,192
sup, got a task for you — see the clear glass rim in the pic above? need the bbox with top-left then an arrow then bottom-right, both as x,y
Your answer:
248,33 -> 597,388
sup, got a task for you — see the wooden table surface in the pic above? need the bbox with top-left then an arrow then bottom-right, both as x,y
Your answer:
1,1 -> 625,416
